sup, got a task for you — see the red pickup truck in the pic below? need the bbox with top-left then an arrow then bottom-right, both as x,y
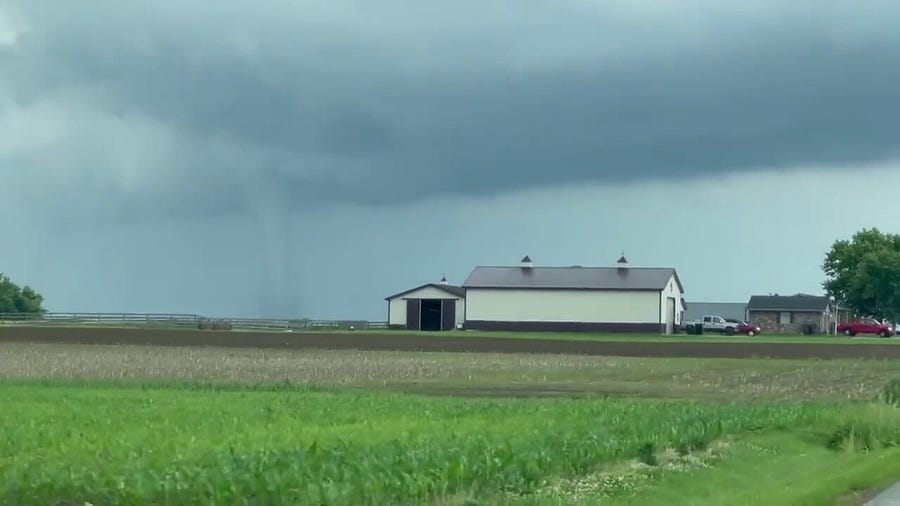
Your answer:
837,319 -> 895,337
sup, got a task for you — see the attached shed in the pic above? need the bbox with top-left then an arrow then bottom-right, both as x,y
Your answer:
385,279 -> 465,331
462,256 -> 685,334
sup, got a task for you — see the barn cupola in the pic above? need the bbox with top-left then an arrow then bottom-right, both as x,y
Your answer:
440,275 -> 448,285
520,255 -> 533,269
617,252 -> 628,270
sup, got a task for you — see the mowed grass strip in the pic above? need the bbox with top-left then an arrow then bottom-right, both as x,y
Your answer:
0,382 -> 879,505
2,343 -> 898,401
600,430 -> 900,506
502,425 -> 900,506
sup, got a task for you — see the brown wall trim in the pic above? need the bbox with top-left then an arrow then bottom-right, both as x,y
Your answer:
464,320 -> 665,333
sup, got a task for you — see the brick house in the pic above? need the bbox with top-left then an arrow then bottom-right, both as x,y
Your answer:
746,294 -> 837,334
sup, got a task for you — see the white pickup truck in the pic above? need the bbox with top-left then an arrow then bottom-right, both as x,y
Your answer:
682,315 -> 752,336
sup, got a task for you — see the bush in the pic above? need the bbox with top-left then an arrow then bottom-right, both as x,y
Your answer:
637,442 -> 658,466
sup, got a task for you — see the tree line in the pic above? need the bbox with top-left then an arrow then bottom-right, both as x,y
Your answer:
0,274 -> 45,314
823,228 -> 900,324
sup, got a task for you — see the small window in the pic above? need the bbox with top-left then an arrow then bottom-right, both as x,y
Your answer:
779,312 -> 791,324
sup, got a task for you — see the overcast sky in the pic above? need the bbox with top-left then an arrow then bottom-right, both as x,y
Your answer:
2,1 -> 899,319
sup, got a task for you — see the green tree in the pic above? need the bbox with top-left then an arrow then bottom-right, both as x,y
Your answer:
822,228 -> 900,323
0,273 -> 45,313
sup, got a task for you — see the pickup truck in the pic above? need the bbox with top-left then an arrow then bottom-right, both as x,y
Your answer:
683,315 -> 760,336
837,319 -> 895,337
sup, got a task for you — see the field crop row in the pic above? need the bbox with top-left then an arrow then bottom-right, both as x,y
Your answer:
3,382 -> 898,505
2,342 -> 899,400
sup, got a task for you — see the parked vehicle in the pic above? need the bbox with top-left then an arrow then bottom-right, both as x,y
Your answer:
837,318 -> 895,337
682,315 -> 754,336
724,318 -> 762,337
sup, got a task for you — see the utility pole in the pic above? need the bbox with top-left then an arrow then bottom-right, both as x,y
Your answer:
830,296 -> 838,335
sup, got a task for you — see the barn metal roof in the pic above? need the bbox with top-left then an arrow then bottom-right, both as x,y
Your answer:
384,283 -> 466,300
462,266 -> 682,292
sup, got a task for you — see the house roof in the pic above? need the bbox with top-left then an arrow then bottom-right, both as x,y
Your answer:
747,294 -> 829,312
462,266 -> 683,292
385,283 -> 466,300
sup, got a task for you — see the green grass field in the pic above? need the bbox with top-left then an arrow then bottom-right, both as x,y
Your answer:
398,329 -> 900,345
1,342 -> 898,505
2,383 -> 898,505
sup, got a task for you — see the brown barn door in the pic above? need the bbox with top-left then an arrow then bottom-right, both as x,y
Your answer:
406,300 -> 421,330
441,299 -> 456,331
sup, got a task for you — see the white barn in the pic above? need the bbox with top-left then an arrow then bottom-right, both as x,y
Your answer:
461,255 -> 686,334
385,278 -> 466,331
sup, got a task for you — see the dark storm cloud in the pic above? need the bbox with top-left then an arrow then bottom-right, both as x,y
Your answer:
3,0 -> 900,217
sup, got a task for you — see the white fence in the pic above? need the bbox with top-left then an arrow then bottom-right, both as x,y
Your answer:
0,312 -> 388,331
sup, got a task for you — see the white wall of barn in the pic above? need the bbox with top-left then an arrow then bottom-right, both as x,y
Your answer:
388,299 -> 406,326
658,275 -> 684,326
464,288 -> 661,323
387,285 -> 465,327
455,299 -> 465,326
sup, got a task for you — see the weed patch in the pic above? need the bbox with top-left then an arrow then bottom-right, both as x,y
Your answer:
879,377 -> 900,406
825,403 -> 900,452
